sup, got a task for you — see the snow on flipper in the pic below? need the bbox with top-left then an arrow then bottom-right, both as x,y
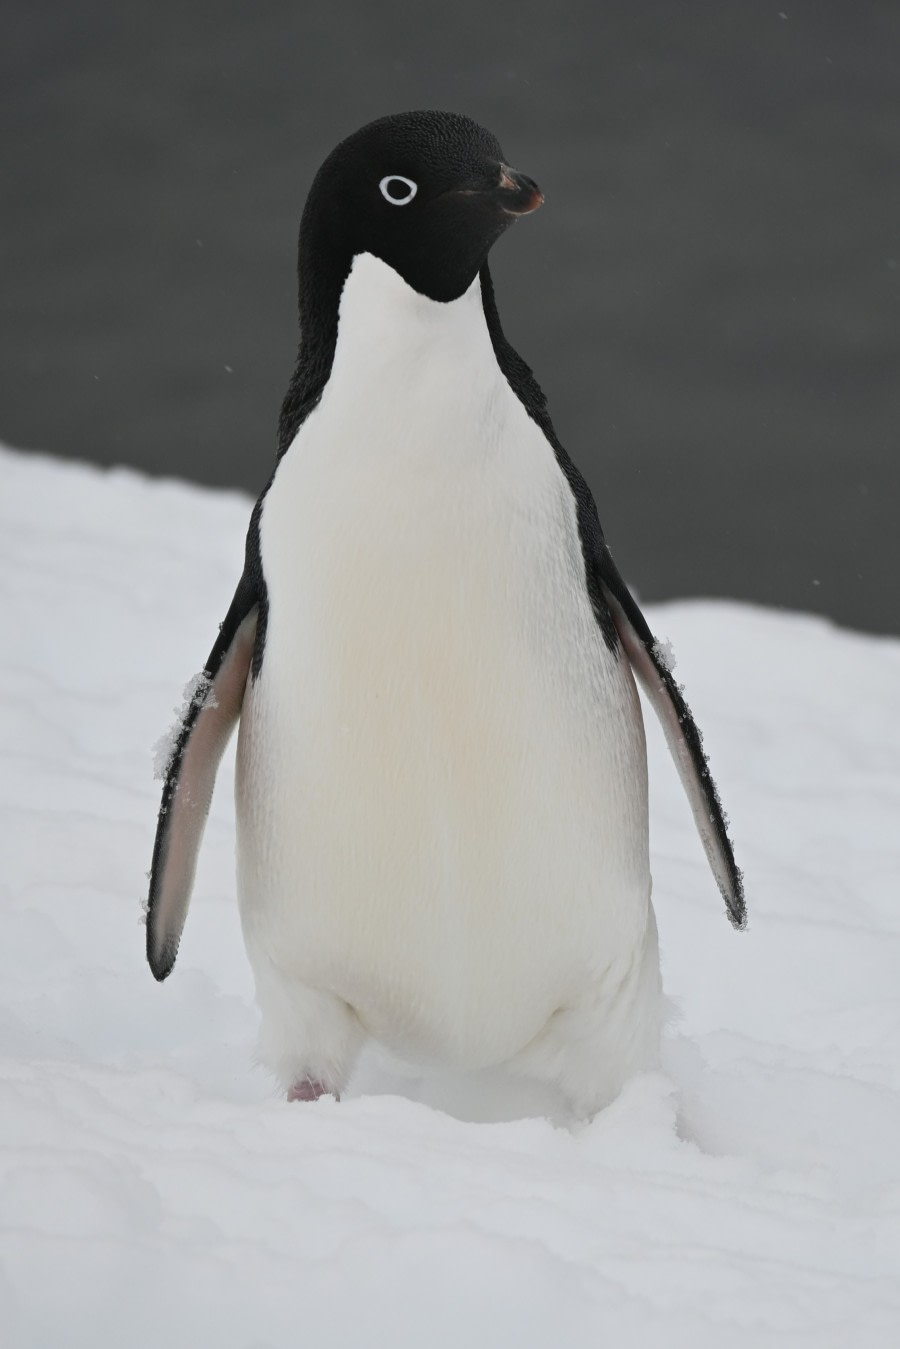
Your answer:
598,544 -> 746,929
146,576 -> 259,980
153,672 -> 218,783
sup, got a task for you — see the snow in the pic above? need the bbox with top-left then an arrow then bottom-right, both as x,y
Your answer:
152,672 -> 215,782
1,442 -> 899,1347
652,636 -> 677,674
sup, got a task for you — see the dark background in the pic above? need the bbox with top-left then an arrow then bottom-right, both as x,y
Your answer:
3,0 -> 898,633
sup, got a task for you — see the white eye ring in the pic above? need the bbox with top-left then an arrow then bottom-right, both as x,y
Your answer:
379,175 -> 417,206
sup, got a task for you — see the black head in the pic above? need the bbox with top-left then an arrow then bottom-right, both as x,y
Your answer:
299,110 -> 542,306
279,111 -> 542,456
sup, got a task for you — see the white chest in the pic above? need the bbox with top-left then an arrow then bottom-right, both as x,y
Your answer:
261,254 -> 598,689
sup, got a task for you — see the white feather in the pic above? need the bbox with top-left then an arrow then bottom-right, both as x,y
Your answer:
235,253 -> 660,1113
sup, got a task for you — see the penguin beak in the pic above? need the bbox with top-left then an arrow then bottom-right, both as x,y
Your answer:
452,165 -> 544,217
496,164 -> 544,216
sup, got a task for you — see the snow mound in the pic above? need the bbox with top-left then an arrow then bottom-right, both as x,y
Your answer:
1,445 -> 898,1347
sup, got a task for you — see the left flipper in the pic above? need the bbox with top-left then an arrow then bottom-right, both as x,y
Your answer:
146,577 -> 259,980
598,543 -> 746,929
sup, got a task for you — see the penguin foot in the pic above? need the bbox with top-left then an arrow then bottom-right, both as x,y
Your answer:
287,1076 -> 339,1103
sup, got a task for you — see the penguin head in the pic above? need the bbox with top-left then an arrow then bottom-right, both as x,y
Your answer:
299,110 -> 543,305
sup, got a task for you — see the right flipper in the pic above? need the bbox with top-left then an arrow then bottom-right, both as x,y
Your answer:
146,574 -> 259,981
597,544 -> 745,930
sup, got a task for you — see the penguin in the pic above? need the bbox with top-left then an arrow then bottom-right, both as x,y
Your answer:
146,110 -> 744,1118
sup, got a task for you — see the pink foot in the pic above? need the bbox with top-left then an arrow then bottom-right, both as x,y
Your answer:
287,1077 -> 339,1103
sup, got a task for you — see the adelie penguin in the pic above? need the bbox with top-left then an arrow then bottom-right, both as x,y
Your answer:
146,110 -> 745,1117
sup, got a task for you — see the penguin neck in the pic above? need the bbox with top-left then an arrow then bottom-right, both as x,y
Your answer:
278,252 -> 506,458
326,252 -> 497,401
279,249 -> 556,463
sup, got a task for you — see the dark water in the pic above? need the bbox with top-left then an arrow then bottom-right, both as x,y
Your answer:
3,0 -> 898,634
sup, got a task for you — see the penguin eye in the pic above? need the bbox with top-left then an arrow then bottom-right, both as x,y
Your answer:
379,175 -> 417,206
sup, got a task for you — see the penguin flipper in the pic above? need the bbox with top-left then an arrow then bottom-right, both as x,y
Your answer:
598,545 -> 746,930
146,577 -> 259,980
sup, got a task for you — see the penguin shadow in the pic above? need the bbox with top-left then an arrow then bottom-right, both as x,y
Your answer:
344,1044 -> 573,1127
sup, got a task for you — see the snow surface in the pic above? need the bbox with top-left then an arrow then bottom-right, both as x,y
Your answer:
1,443 -> 899,1347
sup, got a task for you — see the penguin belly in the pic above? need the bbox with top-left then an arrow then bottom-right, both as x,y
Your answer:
235,259 -> 654,1087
